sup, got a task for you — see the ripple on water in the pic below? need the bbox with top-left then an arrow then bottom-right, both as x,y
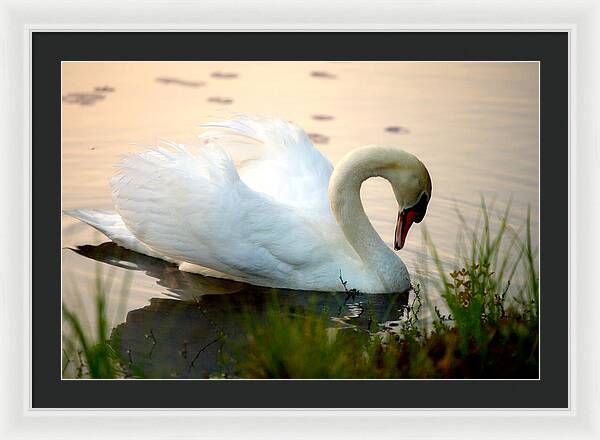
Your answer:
385,126 -> 411,134
311,114 -> 335,121
94,85 -> 116,93
62,93 -> 106,106
310,70 -> 337,79
211,71 -> 239,79
308,133 -> 330,144
155,77 -> 205,87
207,97 -> 234,105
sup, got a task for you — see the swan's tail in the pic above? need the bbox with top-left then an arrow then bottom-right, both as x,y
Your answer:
64,209 -> 165,259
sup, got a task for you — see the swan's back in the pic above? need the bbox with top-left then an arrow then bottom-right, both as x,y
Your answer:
107,116 -> 358,290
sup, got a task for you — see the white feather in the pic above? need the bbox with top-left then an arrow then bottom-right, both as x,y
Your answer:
67,115 -> 432,293
199,115 -> 333,212
107,117 -> 352,290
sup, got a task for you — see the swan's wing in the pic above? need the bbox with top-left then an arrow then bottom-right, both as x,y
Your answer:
111,142 -> 342,286
198,115 -> 333,213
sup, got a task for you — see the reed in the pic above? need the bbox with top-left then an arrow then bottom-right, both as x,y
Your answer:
62,265 -> 135,378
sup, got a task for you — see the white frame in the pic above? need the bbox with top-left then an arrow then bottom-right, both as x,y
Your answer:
1,0 -> 598,438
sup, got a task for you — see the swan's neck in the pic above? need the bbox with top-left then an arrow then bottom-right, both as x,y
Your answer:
329,146 -> 412,291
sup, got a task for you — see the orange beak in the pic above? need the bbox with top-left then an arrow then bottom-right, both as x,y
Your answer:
394,209 -> 419,250
394,194 -> 429,250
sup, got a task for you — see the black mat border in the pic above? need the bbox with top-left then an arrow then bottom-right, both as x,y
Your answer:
33,32 -> 568,408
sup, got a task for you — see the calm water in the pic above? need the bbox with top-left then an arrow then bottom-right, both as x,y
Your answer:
61,62 -> 539,378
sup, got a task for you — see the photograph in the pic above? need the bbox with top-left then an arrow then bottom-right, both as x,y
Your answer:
61,60 -> 540,380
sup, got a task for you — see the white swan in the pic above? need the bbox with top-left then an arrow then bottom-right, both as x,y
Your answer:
67,115 -> 431,293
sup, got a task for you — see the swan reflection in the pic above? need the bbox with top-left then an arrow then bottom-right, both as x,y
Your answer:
73,243 -> 410,378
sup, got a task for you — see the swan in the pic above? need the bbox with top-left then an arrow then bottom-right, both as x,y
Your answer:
67,115 -> 432,293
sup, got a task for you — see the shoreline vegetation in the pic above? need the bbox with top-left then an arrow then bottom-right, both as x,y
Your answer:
62,201 -> 539,379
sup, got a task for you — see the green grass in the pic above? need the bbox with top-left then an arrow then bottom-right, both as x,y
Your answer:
62,266 -> 136,378
227,201 -> 539,379
62,200 -> 539,379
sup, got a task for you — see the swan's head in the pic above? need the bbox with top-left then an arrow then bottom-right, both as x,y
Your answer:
372,147 -> 432,250
329,144 -> 432,251
394,189 -> 430,250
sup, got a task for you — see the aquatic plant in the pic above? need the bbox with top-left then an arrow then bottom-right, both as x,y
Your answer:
229,201 -> 539,379
62,265 -> 136,378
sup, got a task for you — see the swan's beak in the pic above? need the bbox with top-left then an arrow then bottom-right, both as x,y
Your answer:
394,209 -> 419,250
394,194 -> 429,250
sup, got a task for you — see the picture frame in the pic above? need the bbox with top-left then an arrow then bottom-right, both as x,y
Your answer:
47,32 -> 559,406
1,0 -> 597,438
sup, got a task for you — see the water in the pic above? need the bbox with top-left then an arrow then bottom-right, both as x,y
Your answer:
61,61 -> 539,378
